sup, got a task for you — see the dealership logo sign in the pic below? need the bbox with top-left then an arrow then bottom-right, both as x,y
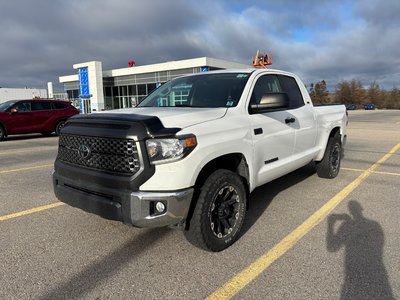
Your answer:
78,144 -> 91,159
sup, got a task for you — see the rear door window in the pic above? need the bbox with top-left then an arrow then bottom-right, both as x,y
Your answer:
278,75 -> 304,109
31,101 -> 52,111
53,102 -> 69,110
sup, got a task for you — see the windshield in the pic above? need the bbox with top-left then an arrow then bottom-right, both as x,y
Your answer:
0,100 -> 17,112
138,73 -> 250,108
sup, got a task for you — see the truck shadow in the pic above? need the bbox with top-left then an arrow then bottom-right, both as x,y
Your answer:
241,162 -> 316,235
39,227 -> 171,300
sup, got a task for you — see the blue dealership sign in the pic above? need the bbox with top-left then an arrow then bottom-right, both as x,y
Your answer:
78,67 -> 92,113
201,66 -> 209,72
78,67 -> 90,98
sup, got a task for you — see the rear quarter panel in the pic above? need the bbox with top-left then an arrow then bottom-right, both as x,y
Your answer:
313,104 -> 347,161
43,105 -> 79,131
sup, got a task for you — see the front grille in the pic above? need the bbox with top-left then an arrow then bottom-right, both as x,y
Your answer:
57,134 -> 140,175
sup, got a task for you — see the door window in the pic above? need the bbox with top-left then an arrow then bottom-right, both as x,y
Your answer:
251,75 -> 282,105
31,101 -> 52,111
14,102 -> 31,112
278,75 -> 304,109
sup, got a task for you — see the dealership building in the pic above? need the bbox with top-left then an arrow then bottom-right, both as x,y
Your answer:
0,88 -> 48,103
59,57 -> 249,113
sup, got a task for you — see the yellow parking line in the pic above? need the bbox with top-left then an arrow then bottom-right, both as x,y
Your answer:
342,167 -> 400,177
0,164 -> 53,174
207,142 -> 400,300
0,202 -> 65,221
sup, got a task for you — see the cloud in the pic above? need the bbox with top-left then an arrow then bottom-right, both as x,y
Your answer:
355,0 -> 400,27
0,0 -> 399,91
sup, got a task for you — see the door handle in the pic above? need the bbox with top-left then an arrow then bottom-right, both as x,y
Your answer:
285,117 -> 296,124
254,128 -> 263,135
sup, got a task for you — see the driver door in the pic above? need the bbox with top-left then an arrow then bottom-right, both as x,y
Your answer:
248,74 -> 296,186
7,101 -> 33,134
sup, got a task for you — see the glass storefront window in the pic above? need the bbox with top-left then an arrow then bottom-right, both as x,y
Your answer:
66,89 -> 80,109
137,84 -> 147,96
131,96 -> 138,107
128,85 -> 137,95
113,86 -> 119,97
104,87 -> 112,97
104,96 -> 113,110
147,83 -> 157,94
120,86 -> 127,96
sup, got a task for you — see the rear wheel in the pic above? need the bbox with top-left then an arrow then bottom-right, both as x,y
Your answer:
0,125 -> 5,141
316,132 -> 342,178
55,121 -> 65,136
184,169 -> 247,252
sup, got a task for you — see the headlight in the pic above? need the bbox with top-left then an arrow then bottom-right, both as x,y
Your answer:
146,135 -> 197,165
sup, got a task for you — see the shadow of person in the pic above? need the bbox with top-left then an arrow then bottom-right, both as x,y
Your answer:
327,200 -> 395,300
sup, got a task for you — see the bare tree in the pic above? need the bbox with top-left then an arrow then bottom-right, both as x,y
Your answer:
335,79 -> 365,105
309,80 -> 330,103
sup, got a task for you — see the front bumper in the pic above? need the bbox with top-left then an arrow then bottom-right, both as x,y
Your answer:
53,171 -> 194,227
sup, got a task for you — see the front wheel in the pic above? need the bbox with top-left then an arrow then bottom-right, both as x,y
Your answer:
316,132 -> 342,178
55,120 -> 65,136
184,169 -> 247,252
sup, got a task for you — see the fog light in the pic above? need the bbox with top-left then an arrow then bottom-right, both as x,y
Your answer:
155,201 -> 166,213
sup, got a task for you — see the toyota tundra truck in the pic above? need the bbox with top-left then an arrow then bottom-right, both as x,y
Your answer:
53,69 -> 347,251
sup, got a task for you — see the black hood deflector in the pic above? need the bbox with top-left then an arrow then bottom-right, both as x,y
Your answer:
63,113 -> 181,140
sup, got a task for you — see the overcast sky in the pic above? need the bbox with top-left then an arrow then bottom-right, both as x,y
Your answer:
0,0 -> 399,91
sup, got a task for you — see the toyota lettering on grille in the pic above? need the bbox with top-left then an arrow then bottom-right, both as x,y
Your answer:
77,144 -> 91,159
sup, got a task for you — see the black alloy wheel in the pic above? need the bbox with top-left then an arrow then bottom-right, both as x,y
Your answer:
330,142 -> 341,175
185,169 -> 247,252
316,132 -> 342,179
209,185 -> 241,239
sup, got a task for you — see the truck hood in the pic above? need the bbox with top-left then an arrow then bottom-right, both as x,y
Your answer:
102,107 -> 227,129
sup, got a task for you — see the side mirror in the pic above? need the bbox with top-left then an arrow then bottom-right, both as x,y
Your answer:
250,93 -> 289,114
10,108 -> 18,114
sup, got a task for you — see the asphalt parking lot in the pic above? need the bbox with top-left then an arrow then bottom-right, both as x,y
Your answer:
1,110 -> 399,300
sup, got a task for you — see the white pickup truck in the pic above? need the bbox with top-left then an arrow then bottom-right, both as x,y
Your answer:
53,69 -> 347,251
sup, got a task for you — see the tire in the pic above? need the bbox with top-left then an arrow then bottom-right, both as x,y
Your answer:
316,132 -> 342,179
0,125 -> 5,141
55,120 -> 65,136
184,169 -> 247,252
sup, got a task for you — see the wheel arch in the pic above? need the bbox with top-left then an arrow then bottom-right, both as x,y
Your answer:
329,126 -> 341,140
55,118 -> 67,127
185,153 -> 250,230
315,126 -> 342,161
316,126 -> 342,179
55,119 -> 68,134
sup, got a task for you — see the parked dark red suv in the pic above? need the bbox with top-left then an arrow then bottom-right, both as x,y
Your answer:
0,99 -> 79,141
